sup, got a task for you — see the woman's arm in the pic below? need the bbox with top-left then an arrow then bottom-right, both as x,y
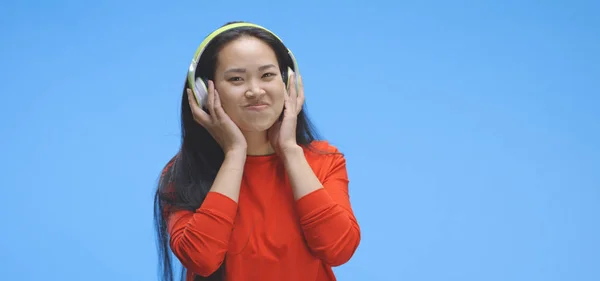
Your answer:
282,145 -> 361,266
167,151 -> 246,277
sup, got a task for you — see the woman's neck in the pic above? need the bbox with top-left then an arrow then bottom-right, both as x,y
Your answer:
243,131 -> 274,156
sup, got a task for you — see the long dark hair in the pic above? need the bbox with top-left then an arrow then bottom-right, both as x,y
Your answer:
153,21 -> 322,281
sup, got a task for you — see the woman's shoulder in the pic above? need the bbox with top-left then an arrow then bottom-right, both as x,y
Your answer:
302,140 -> 348,180
158,152 -> 180,192
304,140 -> 343,154
162,157 -> 176,174
161,153 -> 178,177
303,140 -> 346,166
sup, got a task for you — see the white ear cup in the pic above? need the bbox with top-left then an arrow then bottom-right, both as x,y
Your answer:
286,67 -> 299,95
287,67 -> 294,85
193,77 -> 209,107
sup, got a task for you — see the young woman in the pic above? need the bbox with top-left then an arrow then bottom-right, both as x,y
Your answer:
153,21 -> 361,281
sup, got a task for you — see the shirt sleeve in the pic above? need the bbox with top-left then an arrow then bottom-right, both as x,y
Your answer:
294,151 -> 361,266
167,191 -> 238,277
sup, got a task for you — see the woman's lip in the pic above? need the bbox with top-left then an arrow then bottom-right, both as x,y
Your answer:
245,104 -> 269,110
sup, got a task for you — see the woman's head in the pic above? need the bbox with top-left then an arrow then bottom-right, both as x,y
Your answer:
188,21 -> 295,133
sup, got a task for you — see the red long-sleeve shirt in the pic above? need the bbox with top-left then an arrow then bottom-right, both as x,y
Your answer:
164,141 -> 360,281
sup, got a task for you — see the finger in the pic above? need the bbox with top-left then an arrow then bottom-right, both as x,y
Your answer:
187,88 -> 210,125
296,74 -> 304,114
206,80 -> 217,118
289,74 -> 298,112
287,71 -> 296,96
283,89 -> 294,117
284,75 -> 294,106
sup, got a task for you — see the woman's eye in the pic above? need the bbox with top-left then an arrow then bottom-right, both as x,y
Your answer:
262,72 -> 277,78
228,77 -> 242,82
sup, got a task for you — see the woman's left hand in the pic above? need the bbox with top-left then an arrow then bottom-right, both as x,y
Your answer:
269,73 -> 304,155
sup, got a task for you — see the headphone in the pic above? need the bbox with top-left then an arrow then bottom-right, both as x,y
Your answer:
187,22 -> 300,108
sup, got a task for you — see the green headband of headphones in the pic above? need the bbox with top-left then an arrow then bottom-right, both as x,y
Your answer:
187,22 -> 300,107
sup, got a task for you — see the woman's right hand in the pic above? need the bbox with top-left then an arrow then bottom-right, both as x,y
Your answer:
187,80 -> 247,156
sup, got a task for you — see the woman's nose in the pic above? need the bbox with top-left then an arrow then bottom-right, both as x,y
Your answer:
245,81 -> 265,98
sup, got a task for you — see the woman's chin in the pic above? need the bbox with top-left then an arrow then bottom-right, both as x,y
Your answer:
238,120 -> 277,133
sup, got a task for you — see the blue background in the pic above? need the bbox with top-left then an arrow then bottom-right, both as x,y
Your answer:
1,0 -> 598,280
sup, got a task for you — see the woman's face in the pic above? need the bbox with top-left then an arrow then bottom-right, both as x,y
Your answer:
213,36 -> 287,133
